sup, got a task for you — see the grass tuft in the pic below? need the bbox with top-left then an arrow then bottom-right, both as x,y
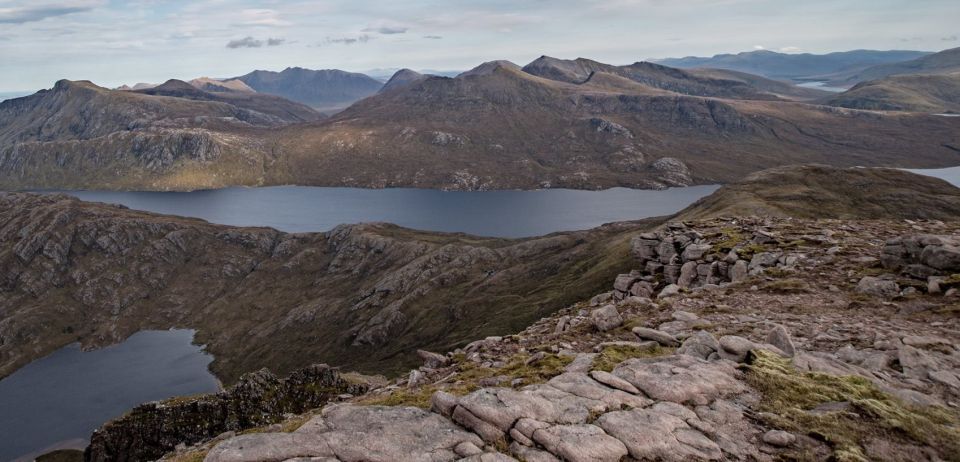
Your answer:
745,350 -> 960,461
592,344 -> 673,372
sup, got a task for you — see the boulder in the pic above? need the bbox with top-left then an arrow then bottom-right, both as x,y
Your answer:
681,244 -> 712,261
657,284 -> 681,299
677,331 -> 720,360
718,336 -> 755,363
597,408 -> 721,461
632,327 -> 680,347
856,276 -> 899,298
762,430 -> 796,447
589,370 -> 640,394
613,274 -> 639,292
678,261 -> 698,288
765,325 -> 795,357
530,424 -> 628,462
729,260 -> 748,282
612,355 -> 744,405
417,350 -> 450,368
920,244 -> 960,271
590,305 -> 623,332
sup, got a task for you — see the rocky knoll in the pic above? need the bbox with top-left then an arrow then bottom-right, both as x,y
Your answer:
86,365 -> 371,462
0,192 -> 643,384
156,215 -> 960,462
677,164 -> 960,221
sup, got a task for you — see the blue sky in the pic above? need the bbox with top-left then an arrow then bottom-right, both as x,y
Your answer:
0,0 -> 958,91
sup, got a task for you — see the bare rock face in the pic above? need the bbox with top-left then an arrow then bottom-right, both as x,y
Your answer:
612,355 -> 744,405
86,365 -> 368,462
205,405 -> 483,462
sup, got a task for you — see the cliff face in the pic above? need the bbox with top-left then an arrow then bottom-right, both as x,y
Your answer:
85,365 -> 371,462
0,192 -> 643,384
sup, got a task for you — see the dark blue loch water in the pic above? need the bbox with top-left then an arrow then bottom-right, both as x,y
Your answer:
0,330 -> 219,461
57,185 -> 721,238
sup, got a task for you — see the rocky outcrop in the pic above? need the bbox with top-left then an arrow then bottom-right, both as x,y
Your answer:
86,365 -> 369,462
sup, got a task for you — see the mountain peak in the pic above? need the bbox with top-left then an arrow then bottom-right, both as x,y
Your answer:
457,60 -> 521,78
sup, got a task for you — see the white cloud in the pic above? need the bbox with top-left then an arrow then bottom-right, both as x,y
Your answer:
778,46 -> 802,53
0,0 -> 104,24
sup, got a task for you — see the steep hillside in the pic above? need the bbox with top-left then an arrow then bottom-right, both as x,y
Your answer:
379,69 -> 428,93
831,47 -> 960,86
269,62 -> 960,190
677,164 -> 960,220
232,67 -> 383,111
657,49 -> 932,81
0,192 -> 646,384
136,79 -> 322,123
522,56 -> 818,101
825,73 -> 960,113
188,77 -> 256,93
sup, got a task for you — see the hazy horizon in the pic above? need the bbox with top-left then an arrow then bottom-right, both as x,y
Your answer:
1,0 -> 958,92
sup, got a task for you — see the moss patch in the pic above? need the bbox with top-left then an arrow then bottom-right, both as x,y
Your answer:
361,353 -> 573,409
745,350 -> 960,461
592,344 -> 673,372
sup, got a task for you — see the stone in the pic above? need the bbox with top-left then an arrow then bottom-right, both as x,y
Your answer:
206,405 -> 484,462
749,252 -> 781,270
920,244 -> 960,271
672,311 -> 699,322
431,391 -> 459,417
729,260 -> 748,283
658,240 -> 677,264
677,330 -> 720,360
597,409 -> 721,461
766,325 -> 796,357
456,453 -> 516,462
589,370 -> 640,394
681,244 -> 712,261
509,443 -> 561,462
856,276 -> 899,298
613,274 -> 639,292
454,441 -> 484,457
547,373 -> 651,409
457,388 -> 561,432
657,284 -> 681,299
590,305 -> 622,332
408,369 -> 427,388
530,424 -> 628,462
629,280 -> 654,298
762,430 -> 796,447
564,353 -> 597,373
417,349 -> 450,368
632,327 -> 680,347
929,371 -> 960,389
555,316 -> 570,334
901,335 -> 951,349
677,261 -> 697,288
452,405 -> 506,443
897,345 -> 938,379
718,336 -> 756,363
663,265 -> 681,283
612,355 -> 744,405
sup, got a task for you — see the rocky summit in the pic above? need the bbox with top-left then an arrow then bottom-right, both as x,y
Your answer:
93,212 -> 960,462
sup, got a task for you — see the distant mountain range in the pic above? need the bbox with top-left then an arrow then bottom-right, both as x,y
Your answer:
230,67 -> 384,113
826,47 -> 960,86
1,52 -> 959,192
656,49 -> 933,83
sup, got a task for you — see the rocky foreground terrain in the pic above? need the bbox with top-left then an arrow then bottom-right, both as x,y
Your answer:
88,211 -> 960,462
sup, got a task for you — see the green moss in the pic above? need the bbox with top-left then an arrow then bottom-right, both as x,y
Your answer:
711,227 -> 747,254
737,243 -> 769,259
592,344 -> 673,372
745,350 -> 960,461
361,353 -> 573,409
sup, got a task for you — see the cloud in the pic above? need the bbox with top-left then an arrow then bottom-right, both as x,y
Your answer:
943,35 -> 958,42
778,46 -> 802,53
226,36 -> 286,49
423,35 -> 443,40
0,1 -> 102,24
234,8 -> 291,27
364,25 -> 407,35
324,35 -> 372,45
753,45 -> 765,50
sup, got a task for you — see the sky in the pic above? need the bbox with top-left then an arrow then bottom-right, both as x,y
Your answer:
0,0 -> 958,91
